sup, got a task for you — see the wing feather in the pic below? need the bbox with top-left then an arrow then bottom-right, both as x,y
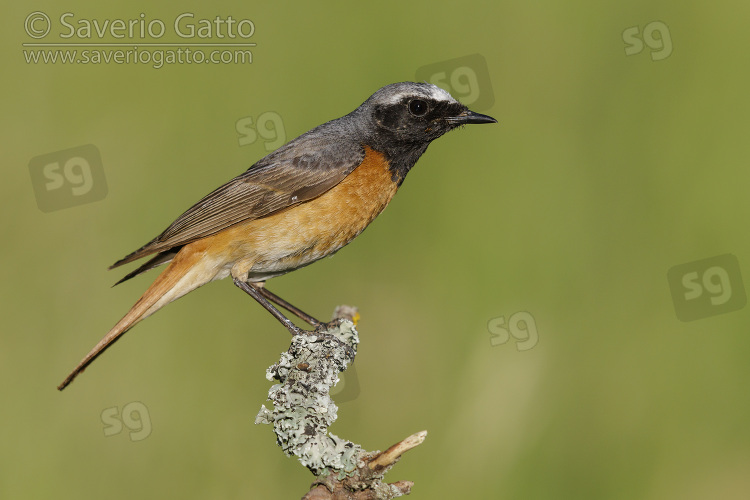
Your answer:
111,127 -> 365,270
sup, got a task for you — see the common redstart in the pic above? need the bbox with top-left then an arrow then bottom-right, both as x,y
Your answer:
58,82 -> 496,390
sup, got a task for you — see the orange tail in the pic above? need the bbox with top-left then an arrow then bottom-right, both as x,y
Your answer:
58,246 -> 218,391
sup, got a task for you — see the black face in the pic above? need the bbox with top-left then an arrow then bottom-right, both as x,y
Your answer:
350,82 -> 496,185
371,95 -> 469,144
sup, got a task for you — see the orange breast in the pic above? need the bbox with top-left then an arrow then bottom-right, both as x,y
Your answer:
196,146 -> 399,281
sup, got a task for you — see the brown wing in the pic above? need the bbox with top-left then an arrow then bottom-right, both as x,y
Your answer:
111,129 -> 365,273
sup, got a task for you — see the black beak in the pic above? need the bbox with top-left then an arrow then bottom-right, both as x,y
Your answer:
446,109 -> 497,125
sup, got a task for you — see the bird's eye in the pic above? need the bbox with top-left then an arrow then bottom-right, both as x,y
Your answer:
408,99 -> 428,116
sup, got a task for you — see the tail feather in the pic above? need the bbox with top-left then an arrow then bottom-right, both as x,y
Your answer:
112,249 -> 180,286
58,247 -> 214,391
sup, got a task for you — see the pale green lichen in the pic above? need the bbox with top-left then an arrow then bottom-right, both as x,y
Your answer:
255,319 -> 361,476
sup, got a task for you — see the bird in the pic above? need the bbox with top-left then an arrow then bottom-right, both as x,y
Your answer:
57,81 -> 497,390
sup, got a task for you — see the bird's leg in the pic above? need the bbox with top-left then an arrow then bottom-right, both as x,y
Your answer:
256,286 -> 323,327
234,279 -> 356,358
233,278 -> 305,335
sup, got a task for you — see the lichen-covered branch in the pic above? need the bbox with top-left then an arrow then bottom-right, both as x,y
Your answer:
255,309 -> 362,475
255,306 -> 426,499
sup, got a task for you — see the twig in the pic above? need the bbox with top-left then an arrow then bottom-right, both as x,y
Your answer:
255,306 -> 426,499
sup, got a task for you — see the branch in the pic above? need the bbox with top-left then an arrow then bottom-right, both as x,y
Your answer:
255,306 -> 426,499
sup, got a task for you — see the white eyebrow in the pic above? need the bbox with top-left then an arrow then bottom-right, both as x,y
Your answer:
383,84 -> 456,105
426,85 -> 454,102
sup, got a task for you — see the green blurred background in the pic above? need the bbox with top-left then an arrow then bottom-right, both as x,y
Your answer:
4,1 -> 750,498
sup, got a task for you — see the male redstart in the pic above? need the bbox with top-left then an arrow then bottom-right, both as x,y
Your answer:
58,82 -> 496,390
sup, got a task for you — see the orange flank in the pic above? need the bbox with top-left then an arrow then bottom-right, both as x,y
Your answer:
218,146 -> 398,280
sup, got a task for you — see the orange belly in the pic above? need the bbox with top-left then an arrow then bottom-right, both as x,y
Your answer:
185,146 -> 399,281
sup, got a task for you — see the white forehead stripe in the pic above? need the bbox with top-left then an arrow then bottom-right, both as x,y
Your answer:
379,83 -> 458,105
427,84 -> 454,102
